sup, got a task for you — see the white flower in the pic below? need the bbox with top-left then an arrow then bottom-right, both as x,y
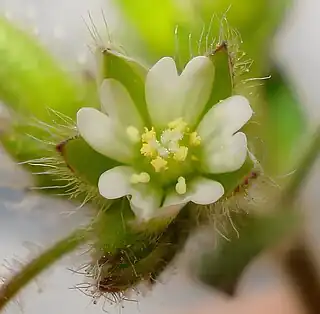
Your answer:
77,56 -> 253,221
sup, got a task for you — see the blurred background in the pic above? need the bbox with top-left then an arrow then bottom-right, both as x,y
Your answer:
0,0 -> 319,313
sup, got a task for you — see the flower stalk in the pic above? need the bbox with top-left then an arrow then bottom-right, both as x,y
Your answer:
0,228 -> 89,311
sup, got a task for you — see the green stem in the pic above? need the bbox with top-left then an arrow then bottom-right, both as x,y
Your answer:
0,228 -> 89,311
280,126 -> 320,206
280,127 -> 320,314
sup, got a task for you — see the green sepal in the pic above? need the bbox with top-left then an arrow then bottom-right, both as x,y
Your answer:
90,202 -> 193,292
91,199 -> 135,253
97,49 -> 150,124
207,157 -> 254,196
93,198 -> 185,254
202,42 -> 234,118
59,136 -> 119,187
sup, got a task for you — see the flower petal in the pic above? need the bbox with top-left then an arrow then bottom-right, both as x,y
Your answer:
100,79 -> 144,129
98,166 -> 163,221
145,57 -> 179,128
146,56 -> 214,128
98,166 -> 134,199
202,132 -> 248,174
163,177 -> 224,208
181,56 -> 215,126
197,95 -> 253,141
77,108 -> 133,163
130,186 -> 163,221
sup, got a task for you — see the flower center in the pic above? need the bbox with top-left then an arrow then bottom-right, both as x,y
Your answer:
140,117 -> 201,173
126,118 -> 202,195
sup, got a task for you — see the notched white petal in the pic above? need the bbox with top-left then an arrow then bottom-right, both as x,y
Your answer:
197,95 -> 253,141
77,107 -> 133,163
130,186 -> 162,221
100,79 -> 143,129
98,166 -> 163,221
145,56 -> 214,128
145,57 -> 179,128
203,132 -> 248,174
181,56 -> 215,126
163,177 -> 224,208
98,166 -> 135,199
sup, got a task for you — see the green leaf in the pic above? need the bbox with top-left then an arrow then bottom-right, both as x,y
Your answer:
0,18 -> 98,164
0,17 -> 89,121
197,209 -> 300,294
113,0 -> 194,63
114,0 -> 290,75
264,67 -> 306,174
98,49 -> 150,124
90,202 -> 193,292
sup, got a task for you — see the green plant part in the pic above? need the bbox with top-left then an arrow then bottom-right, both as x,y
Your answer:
0,18 -> 100,196
264,67 -> 306,175
86,205 -> 193,297
0,12 -> 264,307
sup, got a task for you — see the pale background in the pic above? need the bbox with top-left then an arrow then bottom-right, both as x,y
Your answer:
0,0 -> 319,313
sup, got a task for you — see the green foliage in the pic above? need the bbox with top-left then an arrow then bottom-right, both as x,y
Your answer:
191,0 -> 291,74
0,18 -> 98,164
196,126 -> 320,294
113,0 -> 290,74
0,1 -> 312,306
197,209 -> 300,294
0,17 -> 87,121
113,0 -> 195,65
264,67 -> 306,174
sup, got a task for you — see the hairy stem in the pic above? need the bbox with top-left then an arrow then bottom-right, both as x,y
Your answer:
0,228 -> 89,311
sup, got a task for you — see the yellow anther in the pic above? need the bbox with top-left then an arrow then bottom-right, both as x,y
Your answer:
140,143 -> 156,157
139,172 -> 151,183
151,156 -> 168,172
173,146 -> 188,162
189,132 -> 201,146
126,126 -> 140,143
168,117 -> 188,132
141,127 -> 156,143
175,176 -> 187,195
131,172 -> 151,184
